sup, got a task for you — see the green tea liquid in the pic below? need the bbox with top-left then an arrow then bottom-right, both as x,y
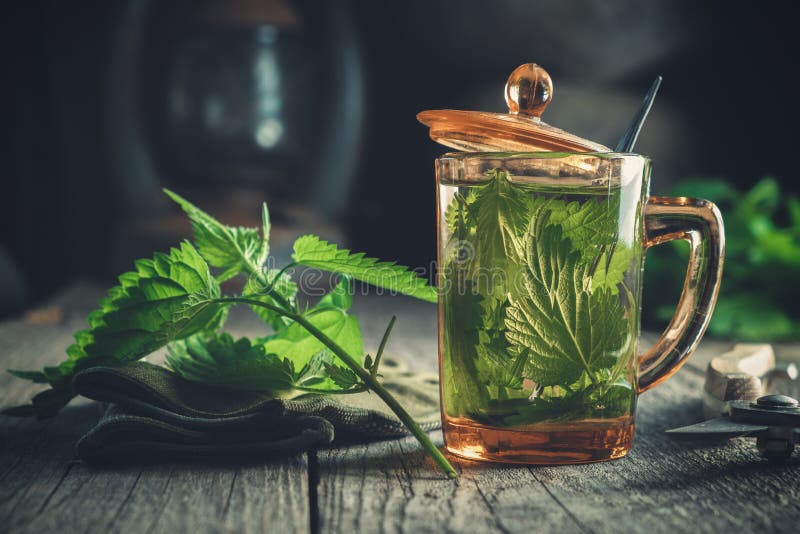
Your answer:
437,170 -> 642,463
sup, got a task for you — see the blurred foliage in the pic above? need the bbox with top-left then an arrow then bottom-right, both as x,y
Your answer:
643,178 -> 800,341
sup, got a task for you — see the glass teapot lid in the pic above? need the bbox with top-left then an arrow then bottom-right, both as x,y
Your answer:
417,63 -> 609,153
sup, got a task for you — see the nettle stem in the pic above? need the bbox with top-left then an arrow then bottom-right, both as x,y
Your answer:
216,296 -> 457,479
245,261 -> 297,312
371,316 -> 396,378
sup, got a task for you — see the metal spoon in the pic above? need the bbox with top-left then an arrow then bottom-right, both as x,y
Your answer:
615,76 -> 663,153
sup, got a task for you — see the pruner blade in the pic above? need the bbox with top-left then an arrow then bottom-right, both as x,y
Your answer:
666,417 -> 768,440
666,394 -> 800,461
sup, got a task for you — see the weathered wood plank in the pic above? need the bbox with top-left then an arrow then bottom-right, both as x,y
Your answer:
317,295 -> 800,534
316,364 -> 800,533
0,283 -> 310,534
316,433 -> 589,533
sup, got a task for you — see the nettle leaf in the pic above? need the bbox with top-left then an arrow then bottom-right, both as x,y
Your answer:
500,381 -> 635,426
363,354 -> 374,371
260,307 -> 364,371
293,351 -> 337,388
167,334 -> 362,393
466,169 -> 534,265
505,219 -> 627,387
589,242 -> 634,294
440,276 -> 489,417
167,333 -> 294,392
708,293 -> 795,341
475,337 -> 528,392
6,242 -> 226,418
441,192 -> 480,286
317,275 -> 353,311
165,189 -> 269,282
546,196 -> 619,262
292,235 -> 436,303
444,190 -> 475,236
474,296 -> 528,392
243,269 -> 298,331
322,362 -> 360,389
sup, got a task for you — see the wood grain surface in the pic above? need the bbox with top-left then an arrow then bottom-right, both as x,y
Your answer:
1,283 -> 798,534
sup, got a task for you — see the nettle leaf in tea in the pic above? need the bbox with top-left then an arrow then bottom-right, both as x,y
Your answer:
5,190 -> 456,478
466,169 -> 535,263
440,169 -> 636,426
505,217 -> 626,388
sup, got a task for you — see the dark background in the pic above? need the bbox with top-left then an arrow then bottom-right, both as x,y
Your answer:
1,0 -> 796,320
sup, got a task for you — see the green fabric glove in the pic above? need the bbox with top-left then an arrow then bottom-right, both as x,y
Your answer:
72,358 -> 441,464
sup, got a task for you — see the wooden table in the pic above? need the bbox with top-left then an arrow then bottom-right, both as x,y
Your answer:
2,283 -> 799,533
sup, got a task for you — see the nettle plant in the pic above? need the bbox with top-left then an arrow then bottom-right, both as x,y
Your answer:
5,190 -> 456,478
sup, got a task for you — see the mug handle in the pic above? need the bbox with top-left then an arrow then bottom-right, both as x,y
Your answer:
637,196 -> 725,392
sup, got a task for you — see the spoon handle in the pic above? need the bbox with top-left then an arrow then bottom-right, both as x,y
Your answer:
615,76 -> 662,153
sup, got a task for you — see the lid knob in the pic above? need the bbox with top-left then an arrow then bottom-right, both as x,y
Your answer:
505,63 -> 553,118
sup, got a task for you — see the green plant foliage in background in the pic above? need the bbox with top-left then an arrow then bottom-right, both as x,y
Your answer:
644,178 -> 800,341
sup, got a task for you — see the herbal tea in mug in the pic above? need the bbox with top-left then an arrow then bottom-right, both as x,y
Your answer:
419,64 -> 725,464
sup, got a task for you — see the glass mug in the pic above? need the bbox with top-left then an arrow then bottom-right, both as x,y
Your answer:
435,152 -> 724,464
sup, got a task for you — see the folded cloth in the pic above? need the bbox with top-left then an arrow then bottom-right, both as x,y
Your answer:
72,358 -> 441,464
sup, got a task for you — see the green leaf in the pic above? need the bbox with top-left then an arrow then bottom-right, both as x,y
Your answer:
292,235 -> 437,303
167,334 -> 361,393
6,242 -> 226,418
261,307 -> 364,371
444,191 -> 474,236
590,242 -> 634,293
317,275 -> 353,310
440,278 -> 490,417
466,169 -> 534,265
165,188 -> 269,282
474,296 -> 528,392
243,269 -> 298,331
645,176 -> 800,342
788,197 -> 800,232
322,362 -> 360,389
709,294 -> 796,341
501,381 -> 635,425
475,343 -> 528,392
547,197 -> 619,262
167,333 -> 294,392
441,192 -> 480,285
461,170 -> 618,277
505,218 -> 627,387
739,177 -> 780,216
293,351 -> 338,388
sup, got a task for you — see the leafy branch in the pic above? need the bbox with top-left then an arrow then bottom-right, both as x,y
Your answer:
4,189 -> 456,478
4,242 -> 227,417
217,296 -> 454,476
